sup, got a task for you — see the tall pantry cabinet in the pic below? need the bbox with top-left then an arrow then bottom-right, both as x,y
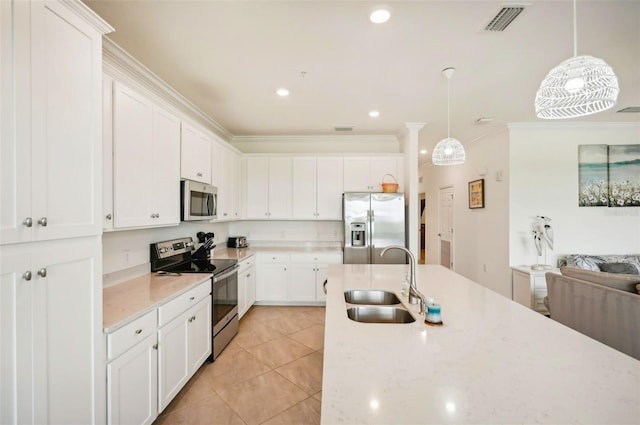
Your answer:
0,1 -> 112,424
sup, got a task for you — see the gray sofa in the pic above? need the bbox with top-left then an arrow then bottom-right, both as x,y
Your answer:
545,264 -> 640,360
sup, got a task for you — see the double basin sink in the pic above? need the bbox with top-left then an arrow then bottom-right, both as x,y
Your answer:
344,290 -> 415,324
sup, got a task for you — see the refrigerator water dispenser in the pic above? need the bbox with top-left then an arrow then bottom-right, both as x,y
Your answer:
351,223 -> 366,246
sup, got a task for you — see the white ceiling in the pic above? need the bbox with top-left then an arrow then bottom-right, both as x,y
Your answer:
85,0 -> 640,165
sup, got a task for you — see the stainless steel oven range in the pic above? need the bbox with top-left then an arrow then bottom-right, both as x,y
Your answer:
150,237 -> 239,360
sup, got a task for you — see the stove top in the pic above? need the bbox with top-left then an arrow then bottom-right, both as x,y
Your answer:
150,237 -> 237,276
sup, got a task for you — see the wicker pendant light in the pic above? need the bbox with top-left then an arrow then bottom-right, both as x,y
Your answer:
535,0 -> 618,119
432,67 -> 465,166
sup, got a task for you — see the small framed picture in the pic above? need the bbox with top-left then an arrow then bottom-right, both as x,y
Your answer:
469,179 -> 485,209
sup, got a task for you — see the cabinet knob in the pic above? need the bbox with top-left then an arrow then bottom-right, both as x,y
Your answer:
223,213 -> 227,216
153,343 -> 158,350
135,329 -> 143,335
23,217 -> 33,227
37,268 -> 47,278
23,271 -> 32,281
38,217 -> 47,227
197,172 -> 203,177
106,214 -> 112,220
190,296 -> 195,301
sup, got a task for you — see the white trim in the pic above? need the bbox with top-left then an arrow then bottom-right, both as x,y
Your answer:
231,134 -> 399,144
507,122 -> 640,130
102,37 -> 233,142
59,0 -> 114,34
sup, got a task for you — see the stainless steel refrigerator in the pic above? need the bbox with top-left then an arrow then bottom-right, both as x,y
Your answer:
343,192 -> 407,264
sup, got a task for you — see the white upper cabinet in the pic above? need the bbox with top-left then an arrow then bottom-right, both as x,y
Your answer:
112,82 -> 153,228
343,156 -> 401,192
1,0 -> 107,245
112,82 -> 181,229
212,141 -> 240,220
292,157 -> 343,220
151,107 -> 181,226
180,123 -> 212,184
292,158 -> 317,220
102,75 -> 115,230
221,146 -> 239,220
245,157 -> 292,219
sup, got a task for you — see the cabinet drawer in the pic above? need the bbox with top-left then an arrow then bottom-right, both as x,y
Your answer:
107,310 -> 157,361
290,252 -> 342,263
260,253 -> 289,263
534,289 -> 548,312
238,255 -> 256,272
533,276 -> 547,290
158,280 -> 211,327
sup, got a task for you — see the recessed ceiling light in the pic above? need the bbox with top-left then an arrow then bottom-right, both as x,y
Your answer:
276,88 -> 289,97
370,9 -> 390,24
368,110 -> 380,118
420,149 -> 428,155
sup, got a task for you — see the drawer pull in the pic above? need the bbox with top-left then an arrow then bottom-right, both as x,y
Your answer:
153,344 -> 158,350
190,296 -> 195,301
135,329 -> 143,335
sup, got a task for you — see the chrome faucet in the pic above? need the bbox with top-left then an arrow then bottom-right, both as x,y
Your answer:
380,245 -> 426,314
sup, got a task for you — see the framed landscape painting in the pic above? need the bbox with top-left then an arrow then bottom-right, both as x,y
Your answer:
468,179 -> 484,209
578,145 -> 608,207
608,144 -> 640,207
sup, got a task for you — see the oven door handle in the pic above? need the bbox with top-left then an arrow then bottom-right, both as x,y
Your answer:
213,265 -> 240,282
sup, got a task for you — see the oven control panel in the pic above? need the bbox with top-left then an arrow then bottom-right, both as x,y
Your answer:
151,237 -> 194,260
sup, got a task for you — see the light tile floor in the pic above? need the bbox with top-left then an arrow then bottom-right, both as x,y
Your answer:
154,306 -> 325,425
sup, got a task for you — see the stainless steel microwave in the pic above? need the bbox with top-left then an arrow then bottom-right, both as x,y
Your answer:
181,180 -> 217,221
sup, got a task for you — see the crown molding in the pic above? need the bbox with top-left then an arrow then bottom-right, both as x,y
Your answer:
507,122 -> 640,130
231,134 -> 399,144
60,0 -> 114,34
102,37 -> 233,141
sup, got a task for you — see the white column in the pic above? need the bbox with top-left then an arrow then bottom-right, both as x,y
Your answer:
403,123 -> 425,260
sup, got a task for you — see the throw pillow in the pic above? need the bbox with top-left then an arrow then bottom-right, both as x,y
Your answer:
597,262 -> 640,275
560,266 -> 640,293
563,255 -> 606,271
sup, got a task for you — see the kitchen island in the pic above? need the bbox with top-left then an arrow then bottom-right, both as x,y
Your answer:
322,264 -> 640,424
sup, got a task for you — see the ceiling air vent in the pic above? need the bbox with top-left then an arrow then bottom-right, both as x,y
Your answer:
334,126 -> 354,132
617,106 -> 640,113
484,5 -> 527,32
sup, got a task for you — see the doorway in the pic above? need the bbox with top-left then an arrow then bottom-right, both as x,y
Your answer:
438,186 -> 454,269
419,193 -> 426,264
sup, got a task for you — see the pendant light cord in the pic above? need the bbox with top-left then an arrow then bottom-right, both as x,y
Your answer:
447,78 -> 451,138
573,0 -> 577,57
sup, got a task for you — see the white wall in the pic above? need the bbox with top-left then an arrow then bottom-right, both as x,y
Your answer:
509,123 -> 640,268
421,129 -> 511,297
229,220 -> 343,245
103,221 -> 230,285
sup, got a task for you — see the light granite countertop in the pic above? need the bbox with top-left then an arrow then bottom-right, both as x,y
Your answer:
321,264 -> 640,424
103,273 -> 212,332
213,246 -> 342,261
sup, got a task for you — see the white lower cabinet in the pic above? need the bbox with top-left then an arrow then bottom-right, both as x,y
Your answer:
106,311 -> 158,425
105,278 -> 211,424
238,255 -> 257,318
290,253 -> 342,302
256,254 -> 290,302
512,266 -> 558,314
256,252 -> 342,303
0,237 -> 103,425
158,292 -> 211,413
